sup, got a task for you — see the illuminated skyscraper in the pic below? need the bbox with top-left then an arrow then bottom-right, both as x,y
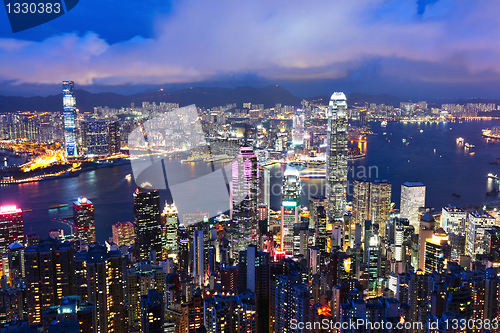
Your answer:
161,203 -> 178,261
81,119 -> 109,156
25,238 -> 75,324
441,206 -> 466,235
424,228 -> 450,274
231,146 -> 259,256
292,114 -> 304,145
466,211 -> 496,258
112,221 -> 135,247
0,205 -> 24,262
326,92 -> 348,228
353,180 -> 392,237
193,230 -> 204,286
63,81 -> 78,157
400,182 -> 426,231
352,179 -> 371,225
280,168 -> 301,256
133,189 -> 162,263
73,197 -> 96,244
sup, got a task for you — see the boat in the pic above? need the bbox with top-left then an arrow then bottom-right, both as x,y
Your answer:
488,173 -> 499,180
452,193 -> 461,198
456,137 -> 464,144
125,174 -> 132,180
465,143 -> 475,148
488,158 -> 500,165
299,168 -> 326,179
381,120 -> 387,127
23,208 -> 33,212
402,138 -> 407,143
486,189 -> 499,196
420,129 -> 423,133
49,203 -> 68,209
349,153 -> 366,160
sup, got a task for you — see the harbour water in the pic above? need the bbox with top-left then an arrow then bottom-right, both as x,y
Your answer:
0,119 -> 499,242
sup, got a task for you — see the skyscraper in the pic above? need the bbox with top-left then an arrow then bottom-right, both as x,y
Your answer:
0,205 -> 24,262
326,92 -> 348,229
292,114 -> 304,146
63,81 -> 78,157
352,179 -> 371,225
161,203 -> 178,261
441,206 -> 466,235
133,188 -> 162,263
280,168 -> 301,256
193,230 -> 204,286
81,119 -> 110,156
112,221 -> 135,247
73,197 -> 96,244
466,211 -> 496,258
400,181 -> 426,231
25,238 -> 75,324
231,146 -> 259,256
424,228 -> 450,274
369,179 -> 392,237
108,121 -> 121,155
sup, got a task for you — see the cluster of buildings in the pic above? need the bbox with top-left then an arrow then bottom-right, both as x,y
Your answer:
1,89 -> 500,333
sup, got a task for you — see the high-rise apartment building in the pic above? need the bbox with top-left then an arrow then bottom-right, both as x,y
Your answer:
231,146 -> 259,256
63,81 -> 78,157
73,244 -> 127,333
326,92 -> 348,229
400,182 -> 426,231
81,120 -> 121,157
352,179 -> 371,226
112,221 -> 135,247
204,291 -> 257,333
24,238 -> 75,324
73,197 -> 96,244
133,189 -> 162,263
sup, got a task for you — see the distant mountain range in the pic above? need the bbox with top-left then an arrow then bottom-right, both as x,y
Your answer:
0,85 -> 497,113
0,85 -> 301,113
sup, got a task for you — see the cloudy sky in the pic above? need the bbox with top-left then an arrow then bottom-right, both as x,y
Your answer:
0,0 -> 499,99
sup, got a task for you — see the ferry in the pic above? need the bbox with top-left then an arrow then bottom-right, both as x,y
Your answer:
465,143 -> 475,148
125,174 -> 132,180
482,128 -> 500,139
349,153 -> 366,160
49,203 -> 68,210
402,138 -> 407,143
488,173 -> 499,180
381,120 -> 388,127
456,137 -> 464,144
299,168 -> 326,179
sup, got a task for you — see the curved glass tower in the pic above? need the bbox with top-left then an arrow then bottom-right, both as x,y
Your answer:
326,92 -> 348,229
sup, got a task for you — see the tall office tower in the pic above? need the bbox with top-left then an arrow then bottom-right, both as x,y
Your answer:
367,234 -> 380,296
326,93 -> 348,230
259,166 -> 271,208
424,228 -> 450,274
370,179 -> 392,237
73,197 -> 96,244
161,203 -> 178,261
108,121 -> 121,155
292,114 -> 304,145
177,226 -> 190,276
193,230 -> 204,286
485,271 -> 500,321
466,211 -> 496,258
24,238 -> 75,324
237,245 -> 270,332
359,109 -> 367,127
407,270 -> 431,324
231,146 -> 259,256
127,262 -> 167,332
81,119 -> 110,156
309,195 -> 327,230
280,168 -> 301,256
441,206 -> 466,235
63,81 -> 78,157
73,245 -> 127,333
133,188 -> 162,263
400,181 -> 426,231
352,179 -> 371,225
140,290 -> 164,333
394,218 -> 411,262
0,205 -> 24,261
112,221 -> 135,247
204,291 -> 257,333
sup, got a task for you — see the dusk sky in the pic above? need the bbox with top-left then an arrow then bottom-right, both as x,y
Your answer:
1,0 -> 500,99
